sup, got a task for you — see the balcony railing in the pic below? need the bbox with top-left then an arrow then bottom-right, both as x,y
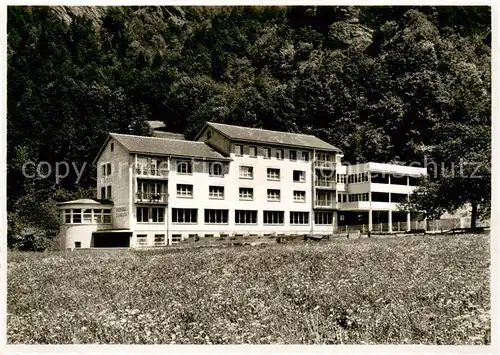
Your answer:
135,168 -> 169,178
314,161 -> 335,169
314,201 -> 336,209
136,192 -> 169,203
315,179 -> 335,188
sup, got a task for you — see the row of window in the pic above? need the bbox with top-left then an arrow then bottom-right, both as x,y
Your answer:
371,192 -> 409,203
168,209 -> 333,225
238,188 -> 307,202
103,159 -> 332,181
347,173 -> 369,184
244,170 -> 418,186
341,173 -> 410,184
240,168 -> 418,185
171,233 -> 220,242
371,173 -> 419,185
63,207 -> 335,225
349,193 -> 370,202
233,145 -> 339,164
335,192 -> 409,203
101,159 -> 226,178
240,166 -> 307,182
137,233 -> 258,246
101,157 -> 420,187
234,144 -> 311,162
135,183 -> 333,202
111,182 -> 408,204
175,160 -> 225,176
240,168 -> 419,185
342,173 -> 420,185
239,188 -> 332,204
175,184 -> 307,202
136,233 -> 166,247
151,222 -> 344,244
103,160 -> 310,181
62,208 -> 112,224
137,185 -> 331,204
100,181 -> 317,201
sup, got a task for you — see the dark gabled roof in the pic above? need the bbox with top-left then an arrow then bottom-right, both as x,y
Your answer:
93,133 -> 230,164
200,122 -> 341,152
112,133 -> 230,160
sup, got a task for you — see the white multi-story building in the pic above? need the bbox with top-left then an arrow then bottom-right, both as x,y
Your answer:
58,122 -> 427,249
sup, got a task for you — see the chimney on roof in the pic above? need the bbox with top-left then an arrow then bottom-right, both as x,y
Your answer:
146,120 -> 166,131
152,131 -> 185,140
146,120 -> 185,140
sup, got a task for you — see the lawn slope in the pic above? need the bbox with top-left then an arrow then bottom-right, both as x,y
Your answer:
7,234 -> 490,344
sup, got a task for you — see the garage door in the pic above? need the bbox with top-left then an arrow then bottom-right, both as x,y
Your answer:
92,232 -> 131,248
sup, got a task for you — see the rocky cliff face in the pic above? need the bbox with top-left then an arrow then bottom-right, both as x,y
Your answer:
50,6 -> 107,26
327,6 -> 374,50
328,22 -> 373,50
47,5 -> 373,51
49,5 -> 187,28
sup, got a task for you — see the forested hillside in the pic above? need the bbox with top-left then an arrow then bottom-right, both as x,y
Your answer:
7,6 -> 491,249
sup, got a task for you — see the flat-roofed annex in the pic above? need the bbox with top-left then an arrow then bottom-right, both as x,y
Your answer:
197,122 -> 341,152
346,162 -> 427,177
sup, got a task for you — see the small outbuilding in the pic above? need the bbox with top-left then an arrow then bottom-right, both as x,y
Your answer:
58,199 -> 131,250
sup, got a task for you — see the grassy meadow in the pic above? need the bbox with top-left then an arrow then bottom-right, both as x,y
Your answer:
7,234 -> 490,344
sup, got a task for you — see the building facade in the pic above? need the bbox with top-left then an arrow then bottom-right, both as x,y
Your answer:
58,122 -> 427,249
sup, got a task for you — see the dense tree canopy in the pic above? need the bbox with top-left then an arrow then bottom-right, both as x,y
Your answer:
7,6 -> 491,248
